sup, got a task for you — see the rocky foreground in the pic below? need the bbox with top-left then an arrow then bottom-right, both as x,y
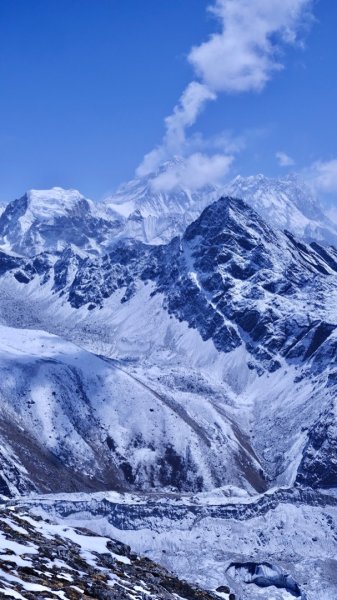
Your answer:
0,505 -> 236,600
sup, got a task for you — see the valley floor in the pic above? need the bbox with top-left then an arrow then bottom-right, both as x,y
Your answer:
10,485 -> 337,600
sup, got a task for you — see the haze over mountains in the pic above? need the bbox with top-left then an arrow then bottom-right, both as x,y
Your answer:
1,160 -> 337,599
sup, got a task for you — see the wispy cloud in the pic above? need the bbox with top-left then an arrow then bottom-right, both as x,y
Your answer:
189,0 -> 313,94
136,82 -> 216,177
151,153 -> 234,192
137,0 -> 314,190
276,151 -> 295,167
326,206 -> 337,224
304,159 -> 337,194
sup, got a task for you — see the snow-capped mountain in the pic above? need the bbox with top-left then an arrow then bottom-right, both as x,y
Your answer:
1,178 -> 337,598
104,158 -> 220,244
105,162 -> 337,248
1,166 -> 337,259
0,187 -> 125,257
224,173 -> 337,246
1,195 -> 337,496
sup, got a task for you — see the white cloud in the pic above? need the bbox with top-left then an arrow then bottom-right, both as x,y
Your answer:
189,0 -> 313,94
189,130 -> 247,154
151,152 -> 233,191
136,82 -> 216,177
326,206 -> 337,225
137,0 -> 314,190
304,159 -> 337,194
164,83 -> 216,151
276,151 -> 295,167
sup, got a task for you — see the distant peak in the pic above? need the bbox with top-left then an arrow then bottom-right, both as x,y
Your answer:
26,187 -> 85,202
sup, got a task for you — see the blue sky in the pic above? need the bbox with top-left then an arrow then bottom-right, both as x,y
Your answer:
0,0 -> 336,201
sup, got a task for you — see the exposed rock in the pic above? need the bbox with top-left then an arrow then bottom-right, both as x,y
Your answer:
0,505 -> 229,600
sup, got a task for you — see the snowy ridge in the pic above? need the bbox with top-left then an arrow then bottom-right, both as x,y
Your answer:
105,163 -> 337,247
1,164 -> 337,254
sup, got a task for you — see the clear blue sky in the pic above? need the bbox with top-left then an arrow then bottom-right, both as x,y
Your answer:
0,0 -> 336,201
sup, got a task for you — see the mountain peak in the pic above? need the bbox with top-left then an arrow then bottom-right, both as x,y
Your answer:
24,187 -> 90,220
184,194 -> 274,247
0,187 -> 123,257
224,173 -> 337,245
103,158 -> 220,243
153,155 -> 186,174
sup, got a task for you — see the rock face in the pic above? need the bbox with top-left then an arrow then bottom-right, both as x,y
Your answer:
0,504 -> 227,600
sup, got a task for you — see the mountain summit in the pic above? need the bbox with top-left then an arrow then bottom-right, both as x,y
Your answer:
106,163 -> 337,246
224,173 -> 337,246
104,158 -> 220,243
0,187 -> 124,256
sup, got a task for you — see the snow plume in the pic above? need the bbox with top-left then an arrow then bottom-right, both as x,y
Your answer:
137,0 -> 313,191
151,153 -> 234,192
137,82 -> 216,178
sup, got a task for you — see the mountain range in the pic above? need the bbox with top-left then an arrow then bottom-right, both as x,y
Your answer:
1,162 -> 337,599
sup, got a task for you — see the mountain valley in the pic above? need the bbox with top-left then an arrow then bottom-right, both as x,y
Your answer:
0,168 -> 336,599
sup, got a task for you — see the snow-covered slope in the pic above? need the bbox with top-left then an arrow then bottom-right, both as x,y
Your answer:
0,322 -> 263,496
0,187 -> 124,257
